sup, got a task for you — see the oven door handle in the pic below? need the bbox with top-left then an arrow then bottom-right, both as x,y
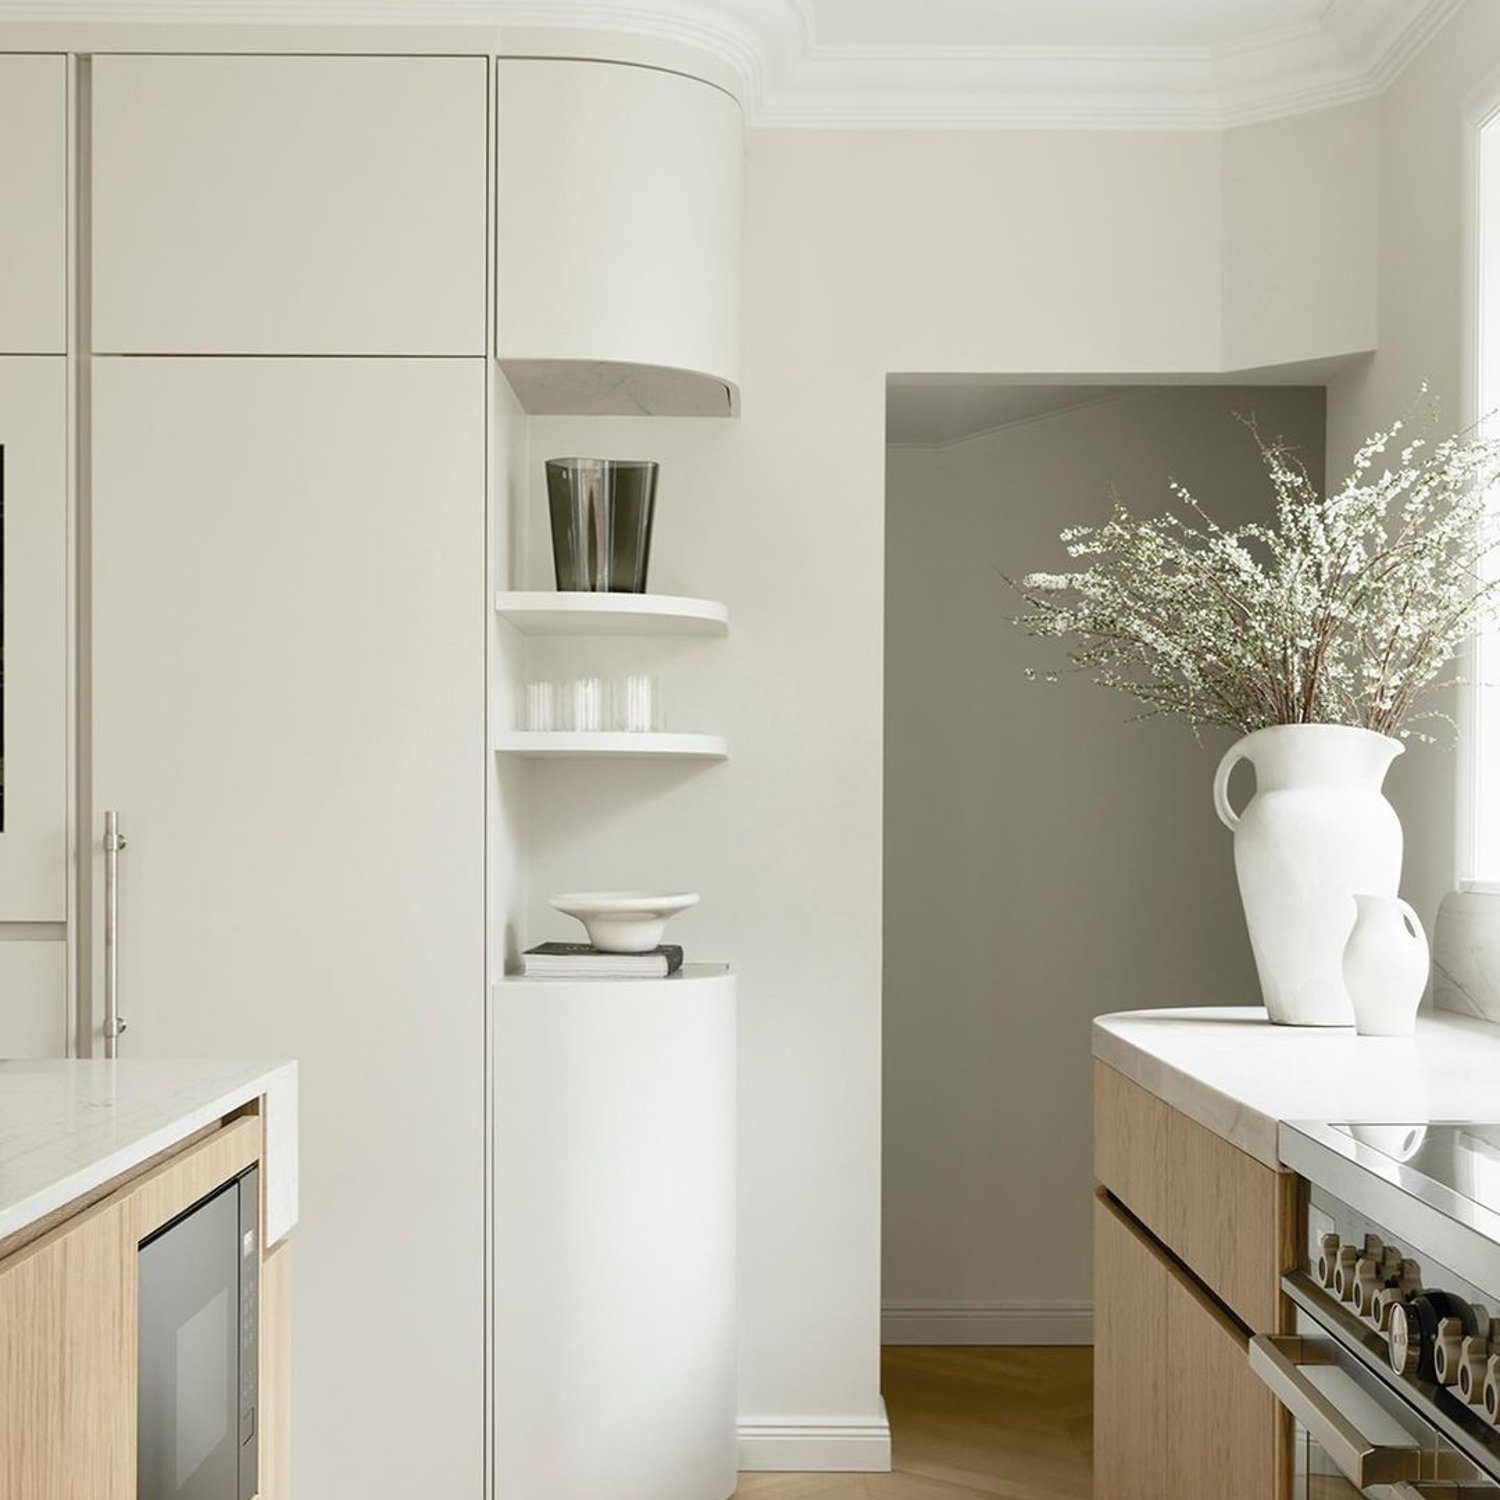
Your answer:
1248,1334 -> 1425,1488
1385,1489 -> 1500,1498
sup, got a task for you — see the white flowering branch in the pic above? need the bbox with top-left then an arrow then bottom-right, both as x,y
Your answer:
1015,394 -> 1500,738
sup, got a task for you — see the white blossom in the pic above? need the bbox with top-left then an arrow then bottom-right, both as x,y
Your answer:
1013,396 -> 1500,738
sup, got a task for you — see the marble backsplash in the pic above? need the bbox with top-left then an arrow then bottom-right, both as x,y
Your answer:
1434,889 -> 1500,1022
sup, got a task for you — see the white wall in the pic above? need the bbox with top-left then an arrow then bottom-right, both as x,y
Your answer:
1326,0 -> 1500,947
1222,102 -> 1378,371
882,386 -> 1326,1343
510,122 -> 1371,1462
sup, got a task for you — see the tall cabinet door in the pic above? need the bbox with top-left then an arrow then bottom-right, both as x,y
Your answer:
0,358 -> 67,923
0,56 -> 67,354
90,357 -> 486,1500
0,357 -> 69,1060
91,54 -> 488,355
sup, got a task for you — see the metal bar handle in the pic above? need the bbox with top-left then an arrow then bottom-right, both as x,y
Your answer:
1248,1334 -> 1424,1488
103,811 -> 127,1058
1386,1488 -> 1500,1498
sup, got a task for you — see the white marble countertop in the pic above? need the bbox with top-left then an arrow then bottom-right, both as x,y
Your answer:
0,1058 -> 298,1246
1093,1006 -> 1500,1171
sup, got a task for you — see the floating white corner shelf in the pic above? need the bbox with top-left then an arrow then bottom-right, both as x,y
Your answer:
494,963 -> 732,988
493,591 -> 729,637
493,731 -> 728,761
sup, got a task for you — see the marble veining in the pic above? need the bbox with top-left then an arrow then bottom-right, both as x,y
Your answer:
1433,889 -> 1500,1023
0,1058 -> 298,1245
1094,1006 -> 1500,1171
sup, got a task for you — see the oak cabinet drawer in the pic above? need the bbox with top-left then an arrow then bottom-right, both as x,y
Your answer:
1095,1061 -> 1296,1332
1095,1192 -> 1286,1500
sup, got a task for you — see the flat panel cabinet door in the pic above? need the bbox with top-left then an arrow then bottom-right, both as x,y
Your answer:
1094,1197 -> 1169,1498
496,58 -> 742,415
0,55 -> 66,354
0,357 -> 68,921
91,358 -> 486,1500
92,56 -> 488,355
0,1197 -> 134,1500
1165,1273 -> 1282,1500
0,941 -> 67,1059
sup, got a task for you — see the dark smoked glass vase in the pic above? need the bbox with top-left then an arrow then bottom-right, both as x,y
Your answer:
545,458 -> 659,593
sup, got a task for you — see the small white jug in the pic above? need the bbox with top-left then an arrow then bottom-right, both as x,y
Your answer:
1342,894 -> 1429,1037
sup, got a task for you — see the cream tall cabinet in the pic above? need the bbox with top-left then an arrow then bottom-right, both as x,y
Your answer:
87,53 -> 490,1500
496,56 -> 743,414
0,55 -> 67,355
0,53 -> 69,1059
91,54 -> 488,354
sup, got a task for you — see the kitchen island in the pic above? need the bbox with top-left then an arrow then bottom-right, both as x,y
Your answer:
0,1057 -> 296,1498
1093,1005 -> 1500,1500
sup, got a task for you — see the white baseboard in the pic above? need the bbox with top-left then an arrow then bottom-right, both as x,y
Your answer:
738,1401 -> 892,1472
881,1298 -> 1093,1345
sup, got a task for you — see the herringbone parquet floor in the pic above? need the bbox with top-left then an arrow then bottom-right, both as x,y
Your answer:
735,1346 -> 1093,1500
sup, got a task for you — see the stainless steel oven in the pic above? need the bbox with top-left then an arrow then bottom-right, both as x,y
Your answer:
1256,1122 -> 1500,1500
1253,1301 -> 1499,1498
138,1166 -> 259,1500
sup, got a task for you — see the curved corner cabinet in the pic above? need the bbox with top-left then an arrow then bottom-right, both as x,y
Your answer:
495,57 -> 743,416
492,965 -> 737,1500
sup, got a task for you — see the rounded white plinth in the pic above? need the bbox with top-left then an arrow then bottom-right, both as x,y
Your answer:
492,966 -> 737,1500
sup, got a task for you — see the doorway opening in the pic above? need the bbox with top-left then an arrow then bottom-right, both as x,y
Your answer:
878,377 -> 1327,1486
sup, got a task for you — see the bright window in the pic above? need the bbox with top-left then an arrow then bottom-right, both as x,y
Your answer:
1467,110 -> 1500,886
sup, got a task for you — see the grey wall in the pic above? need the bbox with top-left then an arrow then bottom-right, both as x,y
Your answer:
882,385 -> 1327,1341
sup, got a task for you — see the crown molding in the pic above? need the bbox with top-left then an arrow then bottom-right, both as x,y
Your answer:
0,0 -> 1467,130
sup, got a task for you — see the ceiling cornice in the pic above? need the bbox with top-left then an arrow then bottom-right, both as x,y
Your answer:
0,0 -> 1468,130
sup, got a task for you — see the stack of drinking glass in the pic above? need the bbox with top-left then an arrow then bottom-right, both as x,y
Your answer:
522,675 -> 660,733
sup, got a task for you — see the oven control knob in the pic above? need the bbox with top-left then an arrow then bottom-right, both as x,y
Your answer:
1381,1245 -> 1403,1276
1317,1234 -> 1341,1287
1389,1300 -> 1422,1376
1399,1259 -> 1423,1296
1335,1246 -> 1361,1301
1363,1234 -> 1385,1262
1484,1354 -> 1500,1425
1435,1316 -> 1465,1385
1353,1259 -> 1382,1319
1458,1337 -> 1492,1404
1390,1292 -> 1467,1380
1373,1285 -> 1406,1333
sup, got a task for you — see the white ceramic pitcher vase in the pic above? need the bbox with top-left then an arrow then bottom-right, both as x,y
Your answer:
1343,894 -> 1429,1037
1213,724 -> 1404,1026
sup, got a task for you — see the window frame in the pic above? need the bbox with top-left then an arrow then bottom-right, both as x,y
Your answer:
1458,81 -> 1500,892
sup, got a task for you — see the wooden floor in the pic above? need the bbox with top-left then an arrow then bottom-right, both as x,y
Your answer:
735,1347 -> 1093,1500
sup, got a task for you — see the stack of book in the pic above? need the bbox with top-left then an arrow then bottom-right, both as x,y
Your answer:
519,942 -> 685,979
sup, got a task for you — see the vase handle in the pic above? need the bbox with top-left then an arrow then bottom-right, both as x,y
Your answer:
1395,897 -> 1428,952
1214,743 -> 1251,831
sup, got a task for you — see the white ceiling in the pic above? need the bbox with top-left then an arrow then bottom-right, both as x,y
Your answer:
0,0 -> 1464,129
813,0 -> 1333,51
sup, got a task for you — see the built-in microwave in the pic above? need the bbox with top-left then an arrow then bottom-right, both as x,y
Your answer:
138,1166 -> 259,1500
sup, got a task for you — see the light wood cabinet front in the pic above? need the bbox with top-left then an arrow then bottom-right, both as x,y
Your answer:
1095,1061 -> 1297,1332
0,1197 -> 134,1500
1163,1223 -> 1285,1500
0,1118 -> 268,1500
1094,1194 -> 1168,1498
1095,1191 -> 1285,1500
92,54 -> 488,355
